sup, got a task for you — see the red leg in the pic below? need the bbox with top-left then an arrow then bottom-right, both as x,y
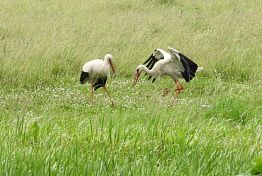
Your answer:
175,80 -> 184,95
171,80 -> 183,100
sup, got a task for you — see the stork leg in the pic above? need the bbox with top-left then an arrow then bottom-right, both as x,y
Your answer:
175,80 -> 184,96
90,82 -> 94,101
103,85 -> 115,106
172,80 -> 184,103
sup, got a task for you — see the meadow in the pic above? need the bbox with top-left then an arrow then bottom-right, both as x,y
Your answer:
0,0 -> 261,175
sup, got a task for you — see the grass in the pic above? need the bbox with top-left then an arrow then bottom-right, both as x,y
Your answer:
0,0 -> 261,175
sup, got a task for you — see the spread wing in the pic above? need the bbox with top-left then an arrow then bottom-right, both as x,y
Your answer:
179,53 -> 198,82
168,47 -> 198,82
142,50 -> 164,82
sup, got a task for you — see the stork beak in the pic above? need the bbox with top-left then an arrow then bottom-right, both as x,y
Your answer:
108,59 -> 115,75
133,71 -> 141,87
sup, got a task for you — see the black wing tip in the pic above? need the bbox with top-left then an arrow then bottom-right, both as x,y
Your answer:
179,53 -> 198,72
143,54 -> 153,65
146,76 -> 156,83
80,71 -> 89,84
152,78 -> 156,83
93,77 -> 107,90
94,84 -> 102,90
179,53 -> 198,82
182,72 -> 195,82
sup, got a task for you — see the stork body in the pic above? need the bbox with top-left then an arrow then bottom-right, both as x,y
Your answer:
80,54 -> 115,103
133,48 -> 200,98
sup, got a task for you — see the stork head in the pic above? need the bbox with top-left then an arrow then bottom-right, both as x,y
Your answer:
104,54 -> 115,75
133,65 -> 143,86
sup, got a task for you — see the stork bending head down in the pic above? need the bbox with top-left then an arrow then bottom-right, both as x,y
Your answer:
133,47 -> 200,99
80,54 -> 115,104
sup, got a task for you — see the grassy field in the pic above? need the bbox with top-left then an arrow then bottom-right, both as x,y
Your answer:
0,0 -> 261,175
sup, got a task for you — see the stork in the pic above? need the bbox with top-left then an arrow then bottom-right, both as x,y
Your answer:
133,47 -> 200,98
80,54 -> 115,104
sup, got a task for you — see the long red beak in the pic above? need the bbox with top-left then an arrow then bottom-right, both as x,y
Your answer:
133,72 -> 141,86
109,60 -> 115,75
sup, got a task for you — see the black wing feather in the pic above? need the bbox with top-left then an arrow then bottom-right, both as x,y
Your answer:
93,77 -> 107,90
143,53 -> 163,69
80,71 -> 89,84
146,58 -> 156,69
143,54 -> 153,65
142,51 -> 164,82
152,78 -> 156,83
179,53 -> 198,73
179,53 -> 198,82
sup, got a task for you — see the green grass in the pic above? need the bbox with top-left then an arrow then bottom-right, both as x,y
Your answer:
0,0 -> 261,175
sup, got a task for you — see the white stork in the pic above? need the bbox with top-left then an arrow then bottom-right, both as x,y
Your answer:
80,54 -> 115,103
133,47 -> 200,97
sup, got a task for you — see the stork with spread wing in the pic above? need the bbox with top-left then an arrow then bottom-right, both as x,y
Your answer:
133,47 -> 201,96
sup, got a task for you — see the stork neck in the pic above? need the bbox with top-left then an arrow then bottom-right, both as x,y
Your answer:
104,57 -> 109,63
103,58 -> 111,67
140,65 -> 153,76
104,54 -> 112,63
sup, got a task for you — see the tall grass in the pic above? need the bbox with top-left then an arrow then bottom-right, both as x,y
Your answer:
0,0 -> 261,175
1,0 -> 261,88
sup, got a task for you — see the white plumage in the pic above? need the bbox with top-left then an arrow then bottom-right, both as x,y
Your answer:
133,47 -> 200,97
80,54 -> 115,103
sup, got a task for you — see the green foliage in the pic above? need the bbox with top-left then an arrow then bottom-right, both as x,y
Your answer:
206,95 -> 252,123
152,0 -> 178,5
215,64 -> 250,82
251,156 -> 262,175
30,122 -> 40,144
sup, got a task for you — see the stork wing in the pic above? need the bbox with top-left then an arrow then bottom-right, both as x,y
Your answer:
179,53 -> 198,82
143,50 -> 164,69
142,50 -> 165,82
168,47 -> 198,82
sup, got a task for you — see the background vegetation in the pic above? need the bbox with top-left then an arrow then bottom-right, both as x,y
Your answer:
0,0 -> 261,175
